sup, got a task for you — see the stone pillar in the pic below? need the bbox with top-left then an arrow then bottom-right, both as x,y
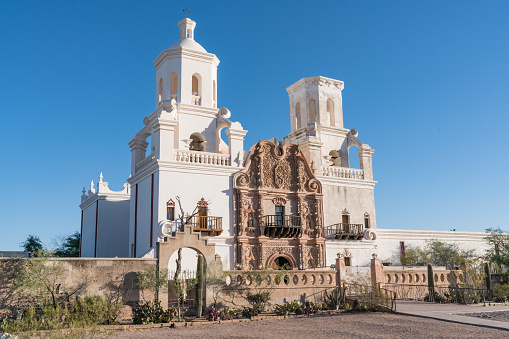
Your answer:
226,122 -> 247,167
370,257 -> 384,286
300,139 -> 323,174
128,139 -> 148,175
151,112 -> 178,161
335,256 -> 346,285
358,145 -> 375,181
156,241 -> 170,310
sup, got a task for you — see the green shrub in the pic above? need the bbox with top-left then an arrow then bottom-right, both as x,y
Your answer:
133,302 -> 176,324
494,283 -> 509,299
241,307 -> 258,319
0,296 -> 122,334
245,291 -> 271,314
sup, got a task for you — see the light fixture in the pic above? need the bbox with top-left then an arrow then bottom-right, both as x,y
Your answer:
337,252 -> 342,258
330,264 -> 336,269
372,253 -> 378,259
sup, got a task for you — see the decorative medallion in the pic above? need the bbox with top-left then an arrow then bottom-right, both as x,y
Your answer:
272,197 -> 287,206
197,197 -> 208,206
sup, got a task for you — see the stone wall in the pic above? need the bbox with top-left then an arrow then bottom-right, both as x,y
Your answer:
0,257 -> 157,317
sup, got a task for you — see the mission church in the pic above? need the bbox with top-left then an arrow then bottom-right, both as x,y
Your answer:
79,17 -> 488,272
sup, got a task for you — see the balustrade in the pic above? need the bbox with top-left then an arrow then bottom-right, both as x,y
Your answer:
174,150 -> 230,166
321,166 -> 364,180
189,216 -> 223,235
135,153 -> 155,172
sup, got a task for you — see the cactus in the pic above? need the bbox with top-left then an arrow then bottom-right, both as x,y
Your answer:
324,285 -> 342,309
427,264 -> 435,302
196,254 -> 204,317
485,262 -> 492,300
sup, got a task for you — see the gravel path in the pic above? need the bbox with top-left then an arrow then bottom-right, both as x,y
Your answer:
460,310 -> 509,323
112,313 -> 508,338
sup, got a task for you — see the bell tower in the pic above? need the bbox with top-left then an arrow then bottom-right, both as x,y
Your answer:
153,17 -> 220,109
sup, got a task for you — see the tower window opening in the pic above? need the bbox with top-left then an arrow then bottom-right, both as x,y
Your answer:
158,78 -> 163,104
187,28 -> 192,39
191,73 -> 202,105
171,72 -> 178,95
309,98 -> 317,123
189,133 -> 205,151
213,80 -> 217,108
295,102 -> 301,130
327,98 -> 335,126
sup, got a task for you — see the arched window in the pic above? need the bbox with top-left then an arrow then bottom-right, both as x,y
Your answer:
309,98 -> 317,123
158,78 -> 163,104
348,145 -> 360,168
171,72 -> 178,95
364,213 -> 370,229
192,73 -> 201,105
327,98 -> 335,127
187,28 -> 192,39
295,102 -> 301,129
189,133 -> 205,151
213,80 -> 216,108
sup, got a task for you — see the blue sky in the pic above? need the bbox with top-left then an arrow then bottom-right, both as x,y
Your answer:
1,1 -> 508,251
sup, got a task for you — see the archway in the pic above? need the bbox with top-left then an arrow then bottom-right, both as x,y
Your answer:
267,253 -> 296,270
167,247 -> 205,313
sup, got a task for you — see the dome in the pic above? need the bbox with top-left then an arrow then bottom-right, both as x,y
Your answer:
169,38 -> 207,53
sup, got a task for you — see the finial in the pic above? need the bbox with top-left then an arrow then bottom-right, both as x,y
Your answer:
82,187 -> 86,195
183,7 -> 190,18
99,172 -> 103,183
89,180 -> 95,194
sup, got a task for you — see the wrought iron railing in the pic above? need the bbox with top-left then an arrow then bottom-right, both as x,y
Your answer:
263,215 -> 302,238
346,283 -> 397,312
324,223 -> 364,240
189,216 -> 223,235
382,283 -> 485,304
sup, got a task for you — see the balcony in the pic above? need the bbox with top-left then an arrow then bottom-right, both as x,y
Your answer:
324,223 -> 365,240
263,215 -> 302,238
189,216 -> 223,236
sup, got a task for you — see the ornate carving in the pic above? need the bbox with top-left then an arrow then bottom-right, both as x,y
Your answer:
363,229 -> 377,240
233,140 -> 324,271
197,198 -> 208,206
272,197 -> 287,206
274,160 -> 291,189
342,208 -> 349,215
166,199 -> 175,207
343,248 -> 352,258
364,212 -> 370,217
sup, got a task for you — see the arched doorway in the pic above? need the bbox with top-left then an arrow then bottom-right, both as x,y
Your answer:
268,253 -> 296,270
167,247 -> 205,315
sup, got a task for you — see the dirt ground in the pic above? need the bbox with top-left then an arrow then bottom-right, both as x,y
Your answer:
112,312 -> 509,339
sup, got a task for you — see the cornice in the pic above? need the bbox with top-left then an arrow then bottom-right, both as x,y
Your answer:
286,76 -> 344,95
79,191 -> 130,210
375,228 -> 492,241
153,48 -> 220,69
128,160 -> 243,185
318,126 -> 349,137
316,175 -> 377,189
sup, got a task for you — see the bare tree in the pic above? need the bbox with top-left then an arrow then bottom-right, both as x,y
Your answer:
170,196 -> 209,320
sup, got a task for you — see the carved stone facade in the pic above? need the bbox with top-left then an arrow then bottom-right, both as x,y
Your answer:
233,140 -> 325,270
